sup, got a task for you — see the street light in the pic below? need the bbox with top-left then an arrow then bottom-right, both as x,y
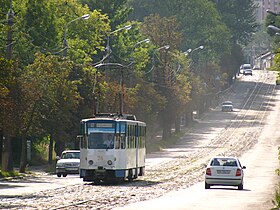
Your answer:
188,45 -> 204,71
268,25 -> 280,32
191,45 -> 204,54
182,48 -> 192,56
131,38 -> 150,52
145,45 -> 170,75
105,24 -> 132,54
266,10 -> 280,16
63,14 -> 90,56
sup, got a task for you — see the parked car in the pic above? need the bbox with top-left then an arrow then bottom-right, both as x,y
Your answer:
205,156 -> 246,190
240,63 -> 251,74
221,101 -> 233,112
56,150 -> 80,177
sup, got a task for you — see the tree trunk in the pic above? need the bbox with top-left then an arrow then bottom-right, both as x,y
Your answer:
19,134 -> 27,173
2,135 -> 13,172
48,134 -> 54,165
175,115 -> 180,133
162,122 -> 172,141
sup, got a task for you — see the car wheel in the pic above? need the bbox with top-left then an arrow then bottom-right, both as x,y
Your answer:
205,182 -> 210,189
62,174 -> 67,177
57,173 -> 61,177
238,183 -> 243,190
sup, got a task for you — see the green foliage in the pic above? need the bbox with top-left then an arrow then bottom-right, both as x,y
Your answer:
128,0 -> 232,61
212,0 -> 258,46
24,53 -> 81,141
272,184 -> 280,210
78,0 -> 132,29
0,170 -> 19,178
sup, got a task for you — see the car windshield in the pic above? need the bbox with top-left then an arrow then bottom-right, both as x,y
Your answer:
61,152 -> 80,159
222,102 -> 232,106
243,64 -> 251,69
210,158 -> 237,167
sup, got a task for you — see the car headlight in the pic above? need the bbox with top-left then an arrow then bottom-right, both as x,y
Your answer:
107,160 -> 113,165
56,162 -> 64,167
88,160 -> 94,165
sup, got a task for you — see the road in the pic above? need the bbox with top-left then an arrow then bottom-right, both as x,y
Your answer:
0,173 -> 82,196
116,70 -> 280,210
0,69 -> 279,209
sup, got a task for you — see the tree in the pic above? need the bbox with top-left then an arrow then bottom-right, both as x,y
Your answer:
0,56 -> 16,172
212,0 -> 258,46
24,53 -> 81,164
141,15 -> 191,140
78,0 -> 132,29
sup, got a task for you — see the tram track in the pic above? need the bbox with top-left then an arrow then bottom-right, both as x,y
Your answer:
47,71 -> 279,209
0,70 -> 278,210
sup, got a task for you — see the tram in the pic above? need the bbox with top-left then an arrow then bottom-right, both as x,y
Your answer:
78,113 -> 146,183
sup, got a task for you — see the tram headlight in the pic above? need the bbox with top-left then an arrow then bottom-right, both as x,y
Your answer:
88,160 -> 94,165
107,160 -> 113,165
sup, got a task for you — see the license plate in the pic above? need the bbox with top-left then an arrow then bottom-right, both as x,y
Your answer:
217,170 -> 230,174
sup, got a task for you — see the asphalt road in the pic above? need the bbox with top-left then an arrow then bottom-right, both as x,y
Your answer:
0,173 -> 82,196
115,70 -> 280,210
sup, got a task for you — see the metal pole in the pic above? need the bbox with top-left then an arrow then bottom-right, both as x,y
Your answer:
7,0 -> 14,60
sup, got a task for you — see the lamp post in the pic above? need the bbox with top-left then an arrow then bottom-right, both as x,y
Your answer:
266,10 -> 280,16
63,14 -> 90,57
182,48 -> 192,56
190,45 -> 204,55
6,0 -> 14,60
188,45 -> 204,71
105,24 -> 132,54
131,38 -> 150,52
268,25 -> 280,32
145,45 -> 170,76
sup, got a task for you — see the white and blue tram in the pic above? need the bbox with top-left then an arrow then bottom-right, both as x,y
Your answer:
78,114 -> 146,183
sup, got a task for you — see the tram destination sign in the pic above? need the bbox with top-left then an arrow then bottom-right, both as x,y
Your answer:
88,123 -> 114,128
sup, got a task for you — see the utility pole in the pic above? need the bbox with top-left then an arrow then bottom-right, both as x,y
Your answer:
6,0 -> 14,59
2,0 -> 14,172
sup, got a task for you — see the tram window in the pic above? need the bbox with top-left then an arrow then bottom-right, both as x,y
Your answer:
115,134 -> 120,149
120,134 -> 125,149
81,136 -> 87,148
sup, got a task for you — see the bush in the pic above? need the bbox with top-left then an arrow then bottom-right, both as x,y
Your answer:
276,73 -> 280,85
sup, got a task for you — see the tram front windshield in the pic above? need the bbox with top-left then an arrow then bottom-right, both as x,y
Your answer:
88,132 -> 115,149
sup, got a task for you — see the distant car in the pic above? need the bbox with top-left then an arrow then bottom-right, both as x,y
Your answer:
205,156 -> 246,190
243,69 -> 253,76
240,63 -> 251,74
56,150 -> 80,177
221,101 -> 233,112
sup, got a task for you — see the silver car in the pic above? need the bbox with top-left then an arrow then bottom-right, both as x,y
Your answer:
221,101 -> 233,112
205,156 -> 246,190
56,150 -> 80,177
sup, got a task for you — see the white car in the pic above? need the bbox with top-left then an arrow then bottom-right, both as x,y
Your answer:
243,69 -> 253,76
56,150 -> 80,177
205,156 -> 246,190
221,101 -> 233,112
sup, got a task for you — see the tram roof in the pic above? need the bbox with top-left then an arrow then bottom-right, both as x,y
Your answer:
81,113 -> 146,125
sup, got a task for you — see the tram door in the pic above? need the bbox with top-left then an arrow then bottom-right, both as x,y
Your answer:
135,124 -> 139,175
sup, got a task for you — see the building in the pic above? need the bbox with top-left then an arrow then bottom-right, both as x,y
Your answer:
255,0 -> 280,23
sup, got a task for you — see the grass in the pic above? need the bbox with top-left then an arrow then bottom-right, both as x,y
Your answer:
0,170 -> 19,179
